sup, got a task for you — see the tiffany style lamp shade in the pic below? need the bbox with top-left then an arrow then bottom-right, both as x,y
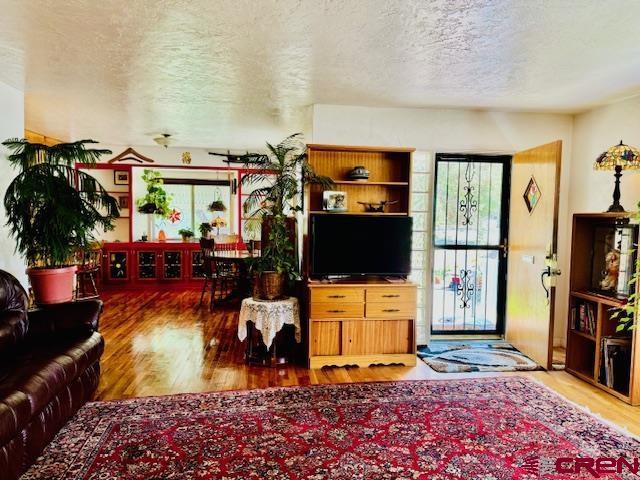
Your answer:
594,140 -> 640,212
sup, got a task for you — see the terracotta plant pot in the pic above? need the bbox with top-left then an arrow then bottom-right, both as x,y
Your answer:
27,266 -> 77,305
260,271 -> 284,300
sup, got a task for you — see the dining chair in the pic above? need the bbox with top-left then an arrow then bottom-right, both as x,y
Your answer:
75,247 -> 102,299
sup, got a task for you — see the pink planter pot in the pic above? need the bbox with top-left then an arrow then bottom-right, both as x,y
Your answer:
27,266 -> 77,305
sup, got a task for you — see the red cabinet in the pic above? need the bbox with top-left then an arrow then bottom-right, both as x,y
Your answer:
103,242 -> 204,288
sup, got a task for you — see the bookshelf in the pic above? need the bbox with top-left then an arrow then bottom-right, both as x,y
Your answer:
565,213 -> 640,405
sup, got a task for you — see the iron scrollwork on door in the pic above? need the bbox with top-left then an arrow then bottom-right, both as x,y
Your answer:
456,269 -> 475,308
459,163 -> 477,226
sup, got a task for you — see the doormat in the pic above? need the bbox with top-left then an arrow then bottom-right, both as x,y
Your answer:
418,340 -> 542,372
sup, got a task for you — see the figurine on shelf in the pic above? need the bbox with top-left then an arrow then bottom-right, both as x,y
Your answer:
600,249 -> 620,291
358,200 -> 398,212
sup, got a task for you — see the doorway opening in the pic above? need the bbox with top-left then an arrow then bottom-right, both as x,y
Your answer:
430,154 -> 511,335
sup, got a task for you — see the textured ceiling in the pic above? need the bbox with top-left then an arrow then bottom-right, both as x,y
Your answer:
1,0 -> 640,147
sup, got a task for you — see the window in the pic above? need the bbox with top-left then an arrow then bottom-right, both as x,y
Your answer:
153,183 -> 233,239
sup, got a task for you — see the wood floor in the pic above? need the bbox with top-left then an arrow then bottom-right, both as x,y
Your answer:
96,289 -> 640,436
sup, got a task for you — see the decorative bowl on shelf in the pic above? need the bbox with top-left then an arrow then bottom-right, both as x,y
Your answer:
358,200 -> 398,212
348,165 -> 370,181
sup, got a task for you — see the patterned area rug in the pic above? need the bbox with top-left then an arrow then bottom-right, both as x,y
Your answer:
24,378 -> 639,479
418,341 -> 542,372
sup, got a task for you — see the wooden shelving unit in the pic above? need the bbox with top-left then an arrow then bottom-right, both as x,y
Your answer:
304,144 -> 416,368
565,213 -> 640,405
306,144 -> 413,215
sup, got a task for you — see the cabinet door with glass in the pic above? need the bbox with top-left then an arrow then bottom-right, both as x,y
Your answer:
136,250 -> 160,281
162,250 -> 183,280
104,250 -> 129,282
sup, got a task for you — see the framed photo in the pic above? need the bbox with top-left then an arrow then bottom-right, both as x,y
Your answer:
323,190 -> 347,212
117,195 -> 129,209
114,170 -> 130,185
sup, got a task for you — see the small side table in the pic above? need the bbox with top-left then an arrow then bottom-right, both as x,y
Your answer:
238,296 -> 301,366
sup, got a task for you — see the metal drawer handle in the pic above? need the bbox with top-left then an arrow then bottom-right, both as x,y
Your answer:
383,308 -> 400,312
382,294 -> 400,298
327,295 -> 346,298
327,309 -> 346,313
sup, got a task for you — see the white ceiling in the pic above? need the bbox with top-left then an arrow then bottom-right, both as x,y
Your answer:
2,0 -> 640,147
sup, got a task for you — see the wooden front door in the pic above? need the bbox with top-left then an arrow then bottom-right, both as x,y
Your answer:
505,140 -> 562,370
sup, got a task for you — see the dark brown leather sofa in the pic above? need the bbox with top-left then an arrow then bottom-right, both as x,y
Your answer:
0,270 -> 104,479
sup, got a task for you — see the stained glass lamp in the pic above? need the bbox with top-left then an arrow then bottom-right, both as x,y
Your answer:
594,140 -> 640,212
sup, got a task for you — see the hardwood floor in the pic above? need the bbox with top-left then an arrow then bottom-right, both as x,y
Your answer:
96,289 -> 640,435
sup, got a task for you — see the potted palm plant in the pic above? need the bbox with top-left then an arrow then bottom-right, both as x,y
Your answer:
3,138 -> 119,304
241,133 -> 332,299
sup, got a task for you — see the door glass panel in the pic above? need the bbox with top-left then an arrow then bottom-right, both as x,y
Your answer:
431,155 -> 510,334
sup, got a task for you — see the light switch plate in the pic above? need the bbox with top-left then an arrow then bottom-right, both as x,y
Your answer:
522,255 -> 535,264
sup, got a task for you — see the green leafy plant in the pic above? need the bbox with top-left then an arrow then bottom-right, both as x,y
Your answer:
178,228 -> 194,239
2,138 -> 119,268
615,201 -> 640,332
240,133 -> 333,280
136,169 -> 171,218
199,222 -> 212,237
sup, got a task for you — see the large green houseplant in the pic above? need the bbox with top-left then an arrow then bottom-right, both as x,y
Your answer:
241,133 -> 332,299
3,139 -> 119,304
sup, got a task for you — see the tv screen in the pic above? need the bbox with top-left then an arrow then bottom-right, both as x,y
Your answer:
310,214 -> 413,277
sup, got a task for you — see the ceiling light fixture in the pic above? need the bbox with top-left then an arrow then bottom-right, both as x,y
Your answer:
153,133 -> 172,148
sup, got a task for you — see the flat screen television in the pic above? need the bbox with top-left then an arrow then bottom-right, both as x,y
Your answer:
310,214 -> 413,277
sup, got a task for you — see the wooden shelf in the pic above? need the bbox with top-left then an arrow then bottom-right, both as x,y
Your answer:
570,290 -> 626,307
570,329 -> 595,342
331,180 -> 409,186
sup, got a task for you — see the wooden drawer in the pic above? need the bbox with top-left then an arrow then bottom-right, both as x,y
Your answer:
311,302 -> 364,319
311,287 -> 364,303
366,302 -> 415,318
366,287 -> 416,303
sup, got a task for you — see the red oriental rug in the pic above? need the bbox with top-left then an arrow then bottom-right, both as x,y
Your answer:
23,377 -> 640,479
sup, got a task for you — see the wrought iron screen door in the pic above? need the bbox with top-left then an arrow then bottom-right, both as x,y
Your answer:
431,154 -> 511,334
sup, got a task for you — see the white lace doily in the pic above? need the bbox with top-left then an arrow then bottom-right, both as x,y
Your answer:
238,297 -> 301,349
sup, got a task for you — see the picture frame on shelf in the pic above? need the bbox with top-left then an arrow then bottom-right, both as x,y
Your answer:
114,170 -> 130,185
323,190 -> 347,212
117,195 -> 129,209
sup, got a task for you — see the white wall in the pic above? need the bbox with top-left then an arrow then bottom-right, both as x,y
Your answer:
0,82 -> 25,286
312,104 -> 574,347
571,96 -> 640,215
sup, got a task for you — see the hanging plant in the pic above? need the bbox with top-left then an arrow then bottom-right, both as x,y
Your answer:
208,190 -> 226,212
136,169 -> 172,218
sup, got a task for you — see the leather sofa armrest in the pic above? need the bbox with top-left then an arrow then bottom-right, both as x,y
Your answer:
26,299 -> 103,338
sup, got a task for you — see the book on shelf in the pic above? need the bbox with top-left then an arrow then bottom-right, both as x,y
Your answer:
571,302 -> 596,336
599,336 -> 631,392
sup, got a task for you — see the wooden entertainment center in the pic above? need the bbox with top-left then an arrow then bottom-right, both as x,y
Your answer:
305,144 -> 417,368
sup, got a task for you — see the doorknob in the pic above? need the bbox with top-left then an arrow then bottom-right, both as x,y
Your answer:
541,253 -> 561,302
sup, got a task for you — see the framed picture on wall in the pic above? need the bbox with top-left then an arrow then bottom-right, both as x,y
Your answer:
117,195 -> 129,209
114,170 -> 130,185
